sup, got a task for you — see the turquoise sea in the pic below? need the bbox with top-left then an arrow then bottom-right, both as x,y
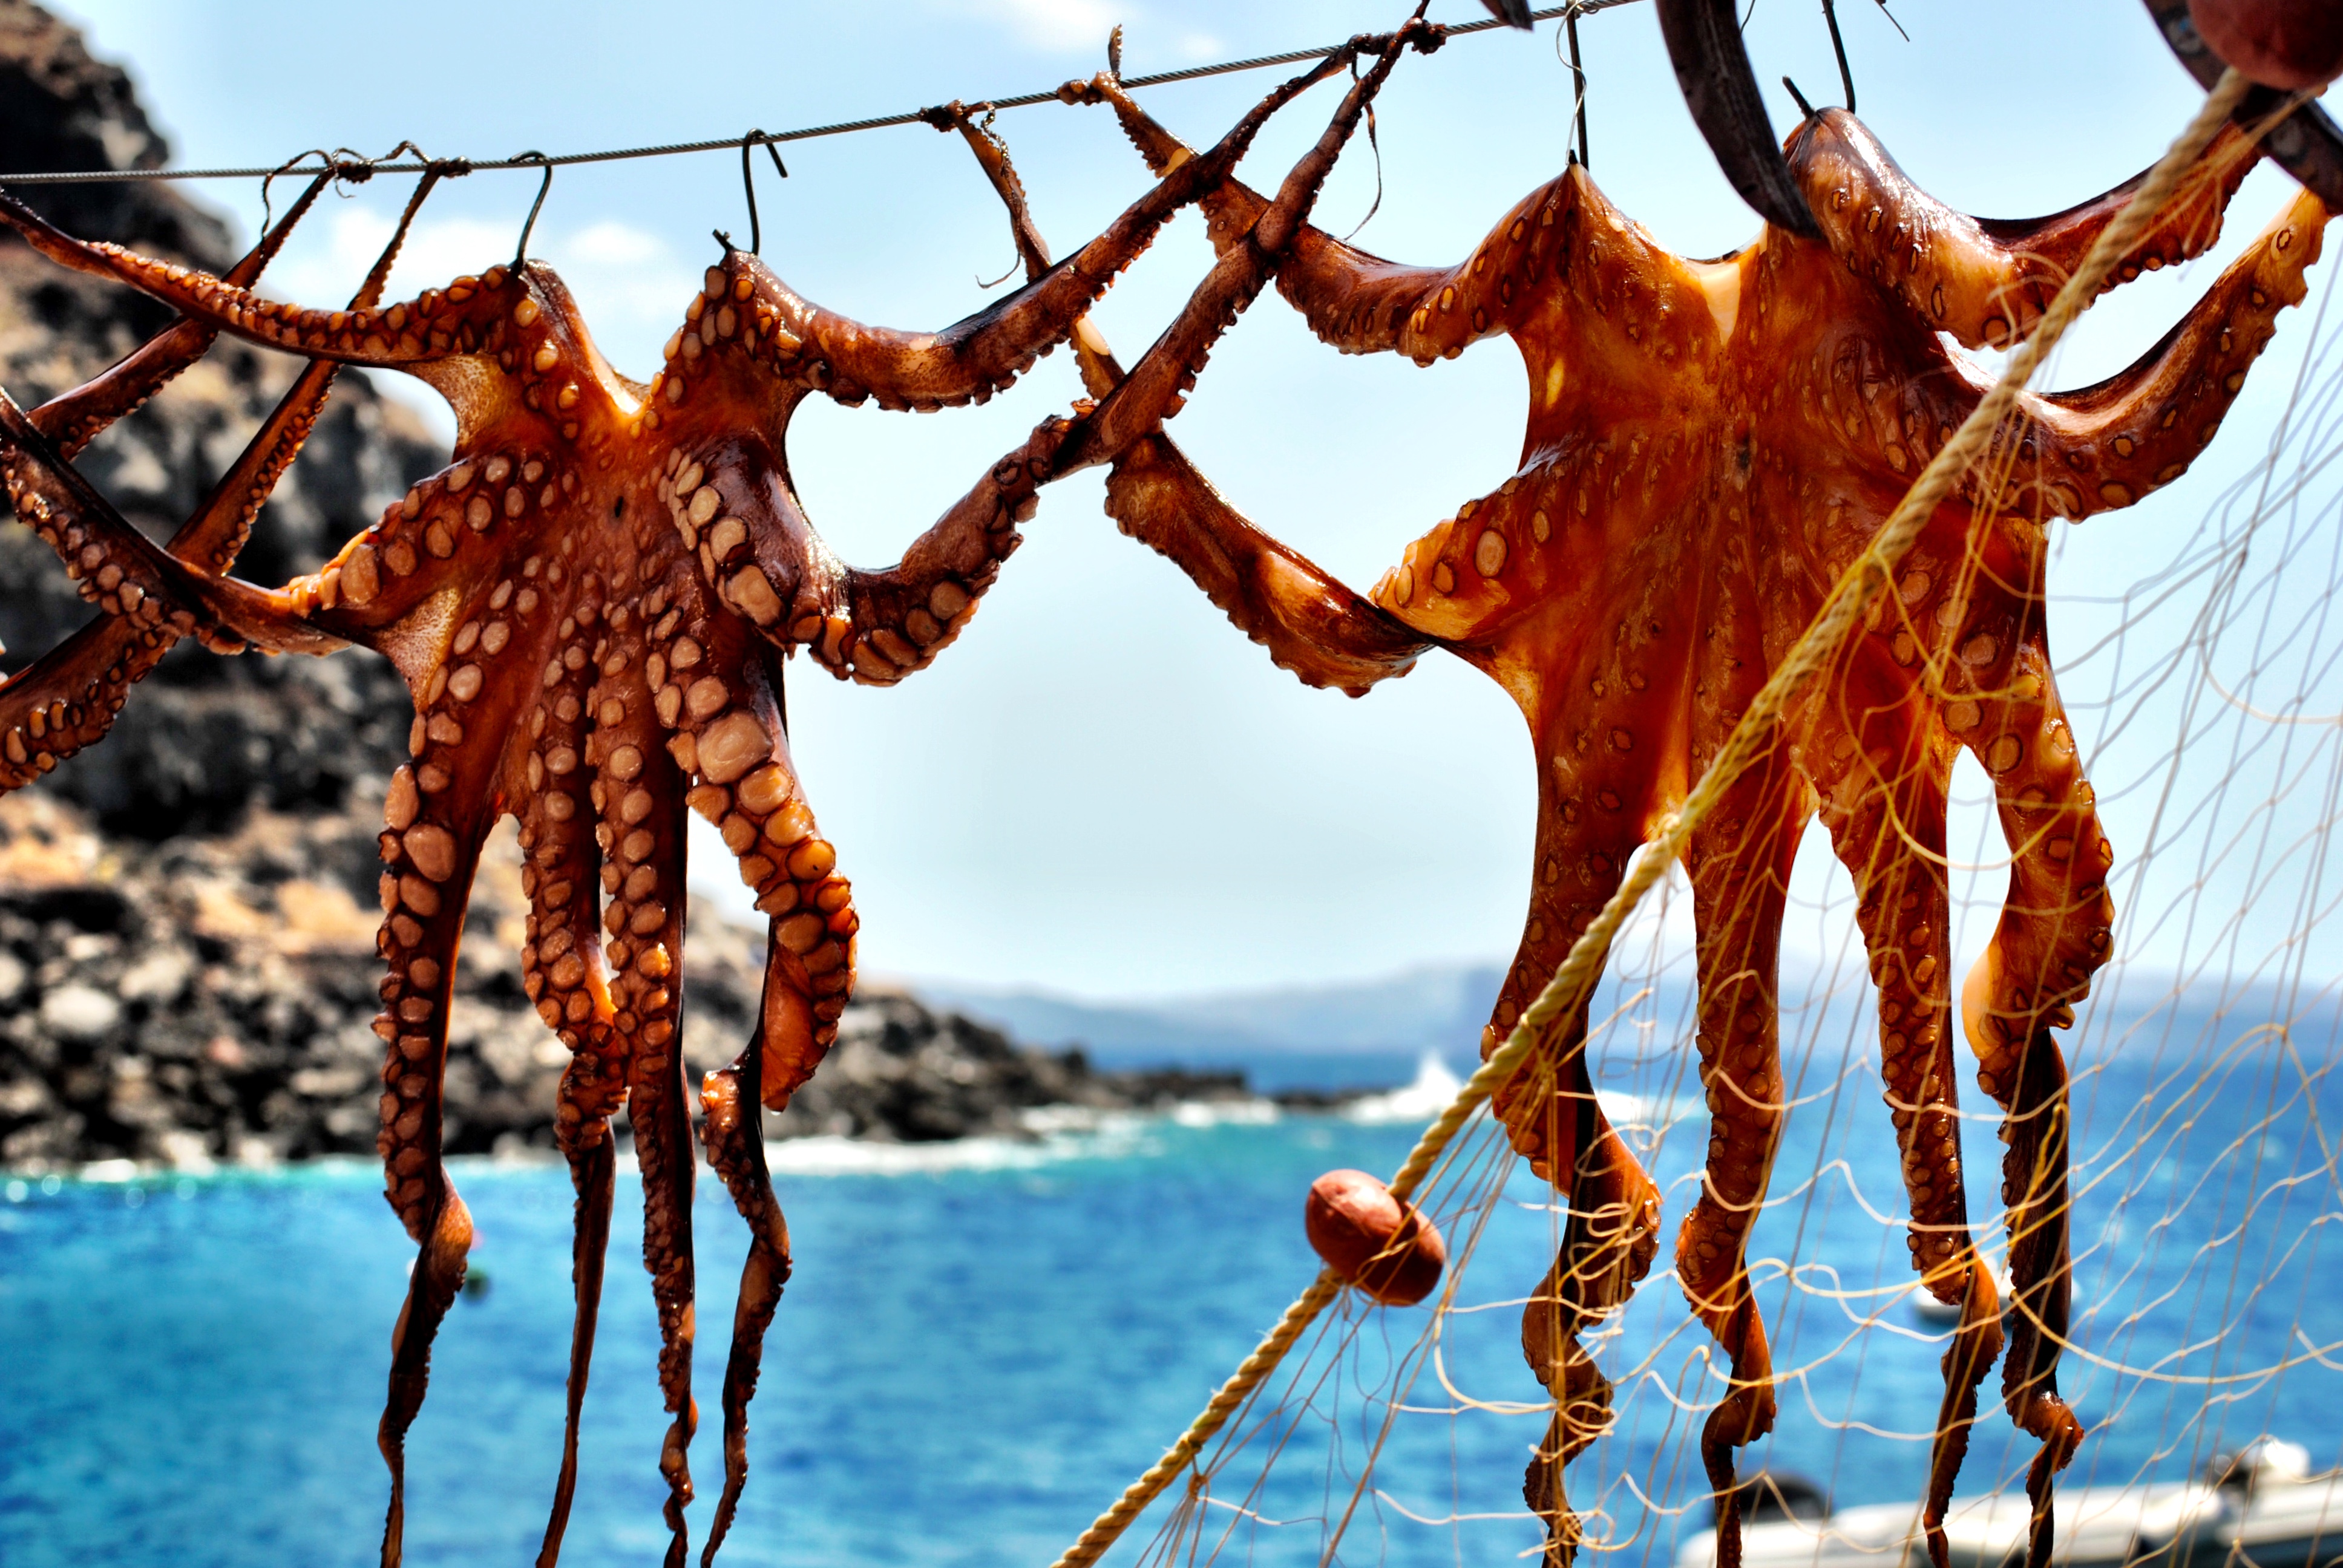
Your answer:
4,1002 -> 2341,1568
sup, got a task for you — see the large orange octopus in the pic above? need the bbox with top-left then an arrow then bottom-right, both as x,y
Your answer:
1063,77 -> 2330,1568
0,25 -> 1432,1564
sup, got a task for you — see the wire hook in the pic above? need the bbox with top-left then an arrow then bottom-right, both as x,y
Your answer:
511,151 -> 554,270
257,149 -> 333,238
1338,51 -> 1388,243
1821,0 -> 1855,113
738,131 -> 790,255
1559,2 -> 1591,168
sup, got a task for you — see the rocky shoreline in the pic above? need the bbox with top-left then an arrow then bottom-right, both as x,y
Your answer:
0,790 -> 1296,1174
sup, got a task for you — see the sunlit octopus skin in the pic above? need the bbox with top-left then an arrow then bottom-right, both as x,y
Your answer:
1072,79 -> 2327,1568
0,30 -> 1424,1567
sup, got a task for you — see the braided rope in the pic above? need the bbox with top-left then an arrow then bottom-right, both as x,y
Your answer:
1045,64 -> 2259,1568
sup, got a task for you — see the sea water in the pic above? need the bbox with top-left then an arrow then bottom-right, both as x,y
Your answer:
2,1021 -> 2340,1568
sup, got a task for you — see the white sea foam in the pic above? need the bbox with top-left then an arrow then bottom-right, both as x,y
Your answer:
1345,1054 -> 1464,1124
1170,1097 -> 1280,1127
1341,1054 -> 1693,1134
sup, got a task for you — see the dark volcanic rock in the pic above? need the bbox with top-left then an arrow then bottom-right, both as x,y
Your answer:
0,792 -> 1262,1170
0,0 -> 439,837
756,991 -> 1250,1143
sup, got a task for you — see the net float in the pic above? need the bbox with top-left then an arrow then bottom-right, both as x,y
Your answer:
1305,1169 -> 1447,1307
2190,0 -> 2343,90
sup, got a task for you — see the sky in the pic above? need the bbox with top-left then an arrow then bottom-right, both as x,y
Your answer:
41,0 -> 2343,1002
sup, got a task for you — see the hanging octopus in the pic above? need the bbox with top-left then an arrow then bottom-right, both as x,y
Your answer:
0,24 -> 1433,1565
1060,73 -> 2328,1568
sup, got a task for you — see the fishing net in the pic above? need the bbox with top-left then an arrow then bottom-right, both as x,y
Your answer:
1059,94 -> 2343,1568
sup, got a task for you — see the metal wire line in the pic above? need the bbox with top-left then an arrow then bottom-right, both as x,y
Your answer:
0,2 -> 1644,187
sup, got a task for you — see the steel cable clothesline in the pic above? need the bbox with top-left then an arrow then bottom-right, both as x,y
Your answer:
0,2 -> 1643,188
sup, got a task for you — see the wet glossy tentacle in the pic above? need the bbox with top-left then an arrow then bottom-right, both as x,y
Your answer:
667,615 -> 855,1105
371,745 -> 497,1566
0,390 -> 344,655
28,168 -> 333,458
1058,30 -> 1430,476
520,625 -> 621,1568
1677,756 -> 1804,1568
2002,189 -> 2327,521
698,959 -> 793,1567
0,184 -> 445,789
1075,73 -> 1550,364
1795,108 -> 2261,349
1954,659 -> 2111,1568
1803,645 -> 1999,1566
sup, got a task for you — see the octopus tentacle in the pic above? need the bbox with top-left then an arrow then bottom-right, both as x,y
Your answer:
1487,777 -> 1663,1564
654,408 -> 1066,689
2001,189 -> 2327,520
517,590 -> 623,1568
1520,1105 -> 1663,1567
1057,30 -> 1433,477
1793,108 -> 2261,350
660,628 -> 828,1559
953,87 -> 1431,699
669,619 -> 856,1104
723,43 -> 1372,415
1104,434 -> 1429,695
30,167 -> 333,459
586,637 -> 702,1568
1950,642 -> 2111,1568
0,191 -> 546,372
0,389 -> 344,654
1676,754 -> 1805,1568
698,930 -> 795,1567
372,739 -> 500,1566
0,180 -> 439,790
829,425 -> 1066,685
539,1122 -> 614,1568
1803,644 -> 2001,1567
1073,76 -> 1535,365
645,45 -> 1369,424
1073,77 -> 1471,363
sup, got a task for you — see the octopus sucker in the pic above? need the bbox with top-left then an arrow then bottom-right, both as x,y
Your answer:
1075,84 -> 2330,1568
0,31 -> 1430,1562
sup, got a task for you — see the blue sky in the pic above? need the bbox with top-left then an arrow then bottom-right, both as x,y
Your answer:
44,1 -> 2343,1002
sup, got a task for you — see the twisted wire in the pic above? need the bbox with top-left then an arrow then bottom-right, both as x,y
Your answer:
0,4 -> 1642,188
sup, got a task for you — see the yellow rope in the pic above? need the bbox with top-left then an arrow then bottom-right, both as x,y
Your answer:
1046,67 -> 2257,1568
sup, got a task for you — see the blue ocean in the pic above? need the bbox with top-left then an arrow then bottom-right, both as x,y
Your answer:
3,996 -> 2339,1568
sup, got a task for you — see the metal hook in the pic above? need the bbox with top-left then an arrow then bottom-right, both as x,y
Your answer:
1821,0 -> 1855,113
258,149 -> 333,238
1339,51 -> 1388,243
511,151 -> 553,270
738,131 -> 790,256
1557,2 -> 1591,168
